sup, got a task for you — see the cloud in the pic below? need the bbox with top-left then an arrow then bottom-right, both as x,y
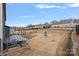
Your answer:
35,3 -> 79,9
35,4 -> 68,9
67,3 -> 79,7
9,24 -> 27,27
18,16 -> 35,18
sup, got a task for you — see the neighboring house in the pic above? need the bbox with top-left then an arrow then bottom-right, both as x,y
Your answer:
51,20 -> 79,28
4,26 -> 10,44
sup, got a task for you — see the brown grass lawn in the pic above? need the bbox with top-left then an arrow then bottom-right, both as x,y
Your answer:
4,28 -> 72,56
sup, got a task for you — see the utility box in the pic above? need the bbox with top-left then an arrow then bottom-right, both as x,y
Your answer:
76,25 -> 79,35
44,32 -> 48,39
